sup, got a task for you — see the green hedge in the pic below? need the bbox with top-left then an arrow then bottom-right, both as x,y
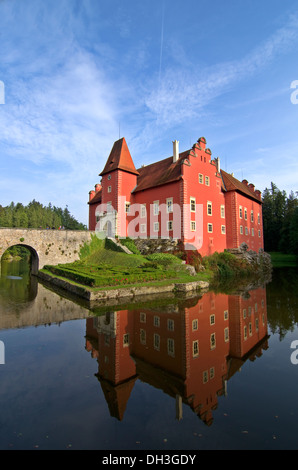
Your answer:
43,263 -> 177,287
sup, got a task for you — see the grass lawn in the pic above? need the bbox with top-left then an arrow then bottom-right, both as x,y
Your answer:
41,236 -> 213,291
269,252 -> 298,268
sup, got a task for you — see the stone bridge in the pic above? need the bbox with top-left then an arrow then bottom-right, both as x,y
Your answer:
0,228 -> 92,274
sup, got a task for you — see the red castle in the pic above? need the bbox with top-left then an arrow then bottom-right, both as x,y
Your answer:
88,136 -> 263,257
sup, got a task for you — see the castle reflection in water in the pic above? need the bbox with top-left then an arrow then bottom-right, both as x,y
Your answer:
85,287 -> 268,426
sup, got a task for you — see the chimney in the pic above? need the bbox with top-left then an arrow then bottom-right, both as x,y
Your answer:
173,140 -> 179,163
242,179 -> 248,186
89,190 -> 95,201
215,157 -> 220,173
95,183 -> 101,192
248,183 -> 255,192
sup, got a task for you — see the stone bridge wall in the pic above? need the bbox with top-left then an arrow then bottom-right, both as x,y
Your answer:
0,228 -> 92,272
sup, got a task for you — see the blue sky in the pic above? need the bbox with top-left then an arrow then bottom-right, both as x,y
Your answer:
0,0 -> 298,226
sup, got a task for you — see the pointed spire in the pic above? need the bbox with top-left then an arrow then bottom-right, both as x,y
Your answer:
99,137 -> 139,176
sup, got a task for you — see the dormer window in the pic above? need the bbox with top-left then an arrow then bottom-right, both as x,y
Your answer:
108,174 -> 111,180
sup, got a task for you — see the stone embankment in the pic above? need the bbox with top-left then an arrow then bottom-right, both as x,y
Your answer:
227,243 -> 272,273
38,270 -> 209,304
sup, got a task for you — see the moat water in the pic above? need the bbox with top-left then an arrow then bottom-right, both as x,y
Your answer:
0,258 -> 297,450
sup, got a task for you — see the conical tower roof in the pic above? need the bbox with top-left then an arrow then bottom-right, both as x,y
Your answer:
99,137 -> 139,176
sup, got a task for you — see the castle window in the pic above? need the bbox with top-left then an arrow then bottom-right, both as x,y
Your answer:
140,329 -> 146,345
191,221 -> 196,231
210,314 -> 215,325
166,198 -> 173,213
220,205 -> 225,218
239,206 -> 243,218
244,326 -> 247,340
221,225 -> 226,234
252,228 -> 254,236
258,230 -> 261,238
154,315 -> 160,327
125,202 -> 130,213
123,334 -> 129,347
224,310 -> 229,320
203,370 -> 208,383
205,176 -> 210,186
141,205 -> 146,218
153,221 -> 159,232
167,220 -> 173,231
167,338 -> 175,357
224,327 -> 229,342
210,333 -> 216,350
240,225 -> 243,234
258,213 -> 260,224
199,173 -> 203,184
153,333 -> 160,350
192,319 -> 198,331
140,312 -> 146,323
108,174 -> 111,180
210,367 -> 215,379
140,224 -> 146,234
207,201 -> 212,216
245,227 -> 248,235
244,208 -> 247,220
108,185 -> 112,193
207,223 -> 213,233
167,319 -> 174,331
193,340 -> 199,358
153,200 -> 159,216
190,197 -> 196,212
251,210 -> 254,222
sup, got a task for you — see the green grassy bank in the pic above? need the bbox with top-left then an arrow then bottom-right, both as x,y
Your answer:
39,236 -> 268,295
269,252 -> 298,268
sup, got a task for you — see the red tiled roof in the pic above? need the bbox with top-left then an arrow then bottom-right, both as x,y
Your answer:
133,150 -> 190,193
88,188 -> 102,205
221,170 -> 261,202
99,137 -> 139,176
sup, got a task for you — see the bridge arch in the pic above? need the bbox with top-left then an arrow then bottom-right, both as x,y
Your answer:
0,244 -> 39,275
0,228 -> 92,271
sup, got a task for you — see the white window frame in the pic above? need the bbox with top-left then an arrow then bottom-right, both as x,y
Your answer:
199,173 -> 203,184
207,223 -> 213,233
154,333 -> 160,350
141,204 -> 146,218
193,340 -> 199,358
166,197 -> 173,213
191,221 -> 196,231
220,205 -> 225,218
153,200 -> 159,216
153,221 -> 159,232
167,338 -> 175,357
207,201 -> 212,216
205,175 -> 210,186
190,197 -> 196,212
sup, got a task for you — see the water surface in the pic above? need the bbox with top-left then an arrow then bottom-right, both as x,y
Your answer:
0,259 -> 297,450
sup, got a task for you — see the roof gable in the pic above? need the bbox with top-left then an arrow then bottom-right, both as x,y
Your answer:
100,138 -> 139,176
221,170 -> 262,202
132,150 -> 189,193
